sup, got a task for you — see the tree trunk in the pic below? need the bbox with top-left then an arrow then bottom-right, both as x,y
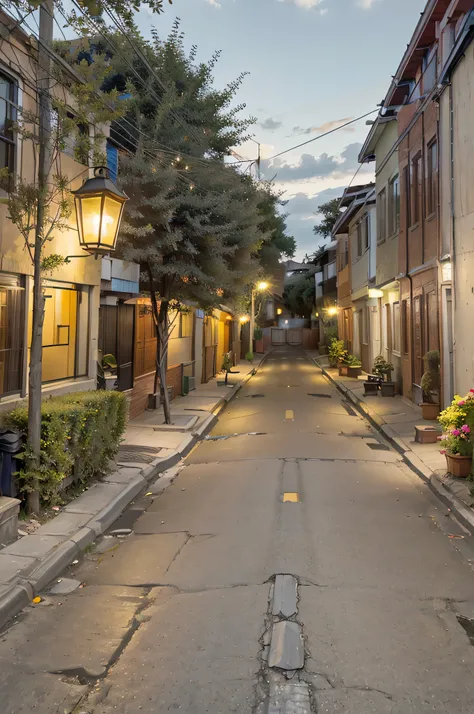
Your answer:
158,299 -> 171,425
27,0 -> 53,514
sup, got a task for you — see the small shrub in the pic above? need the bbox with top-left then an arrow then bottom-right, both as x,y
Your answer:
5,390 -> 128,506
253,327 -> 263,341
421,350 -> 440,404
245,351 -> 254,363
323,326 -> 338,347
345,354 -> 362,367
373,355 -> 394,382
328,339 -> 345,368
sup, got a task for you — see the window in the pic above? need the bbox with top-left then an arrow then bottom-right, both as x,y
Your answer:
427,140 -> 438,216
411,153 -> 422,226
361,306 -> 369,345
403,165 -> 411,229
361,213 -> 370,251
377,188 -> 387,243
422,49 -> 437,94
0,274 -> 24,396
41,285 -> 78,382
392,302 -> 401,354
180,311 -> 193,337
0,71 -> 18,186
388,175 -> 400,235
356,223 -> 362,258
338,238 -> 348,270
402,299 -> 409,354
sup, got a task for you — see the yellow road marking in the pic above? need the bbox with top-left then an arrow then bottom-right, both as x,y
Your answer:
283,492 -> 300,503
285,410 -> 294,420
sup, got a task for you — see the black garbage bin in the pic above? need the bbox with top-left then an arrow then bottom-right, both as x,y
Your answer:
0,428 -> 23,498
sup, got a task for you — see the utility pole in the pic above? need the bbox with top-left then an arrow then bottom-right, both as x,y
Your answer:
249,137 -> 261,180
27,0 -> 53,513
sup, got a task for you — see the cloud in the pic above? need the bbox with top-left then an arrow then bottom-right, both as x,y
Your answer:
206,0 -> 221,6
356,0 -> 378,7
291,117 -> 355,136
259,117 -> 283,131
285,188 -> 342,216
283,188 -> 345,259
278,0 -> 326,10
261,142 -> 371,182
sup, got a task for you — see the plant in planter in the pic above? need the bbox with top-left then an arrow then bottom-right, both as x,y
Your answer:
245,351 -> 254,363
99,354 -> 118,391
254,327 -> 264,354
373,355 -> 395,397
439,390 -> 474,477
344,354 -> 362,378
319,326 -> 338,355
421,350 -> 440,420
328,339 -> 345,369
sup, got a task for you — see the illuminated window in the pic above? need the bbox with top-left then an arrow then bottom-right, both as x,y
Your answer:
41,285 -> 78,382
0,273 -> 24,395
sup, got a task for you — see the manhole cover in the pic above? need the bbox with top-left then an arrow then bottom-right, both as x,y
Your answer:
367,442 -> 391,451
117,451 -> 158,463
307,393 -> 332,399
247,394 -> 265,398
119,445 -> 161,454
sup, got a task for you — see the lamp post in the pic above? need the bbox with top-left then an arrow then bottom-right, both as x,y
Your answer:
250,281 -> 269,355
72,167 -> 128,254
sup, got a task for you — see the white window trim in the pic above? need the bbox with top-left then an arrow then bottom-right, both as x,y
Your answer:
0,62 -> 23,192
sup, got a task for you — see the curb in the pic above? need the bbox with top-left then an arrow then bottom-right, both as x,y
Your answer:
308,353 -> 474,535
0,360 -> 264,629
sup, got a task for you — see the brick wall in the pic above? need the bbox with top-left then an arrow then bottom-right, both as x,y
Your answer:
129,364 -> 183,419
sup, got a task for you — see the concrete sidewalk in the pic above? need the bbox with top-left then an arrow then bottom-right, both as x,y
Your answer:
0,353 -> 267,628
307,350 -> 474,533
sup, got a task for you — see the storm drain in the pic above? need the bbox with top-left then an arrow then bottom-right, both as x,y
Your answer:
247,394 -> 265,398
366,442 -> 391,451
118,445 -> 162,463
307,393 -> 331,399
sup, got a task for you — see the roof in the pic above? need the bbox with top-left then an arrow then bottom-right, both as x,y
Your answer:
439,7 -> 474,84
332,185 -> 375,236
358,112 -> 397,164
384,0 -> 451,108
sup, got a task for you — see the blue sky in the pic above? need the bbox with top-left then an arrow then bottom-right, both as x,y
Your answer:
134,0 -> 425,259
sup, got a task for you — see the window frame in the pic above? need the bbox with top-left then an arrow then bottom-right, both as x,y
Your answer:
411,152 -> 422,227
392,301 -> 401,355
0,68 -> 19,190
402,299 -> 409,354
377,187 -> 387,244
388,174 -> 400,236
426,139 -> 438,218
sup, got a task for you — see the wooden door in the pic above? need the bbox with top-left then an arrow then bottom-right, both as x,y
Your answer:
413,295 -> 423,386
117,303 -> 134,391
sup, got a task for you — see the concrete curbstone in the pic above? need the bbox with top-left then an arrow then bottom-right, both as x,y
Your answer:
87,475 -> 146,534
0,583 -> 32,626
27,540 -> 80,593
429,474 -> 474,534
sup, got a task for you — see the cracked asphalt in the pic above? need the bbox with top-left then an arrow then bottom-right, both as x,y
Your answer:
2,346 -> 474,713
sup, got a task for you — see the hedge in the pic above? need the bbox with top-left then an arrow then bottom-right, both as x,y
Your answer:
5,390 -> 128,505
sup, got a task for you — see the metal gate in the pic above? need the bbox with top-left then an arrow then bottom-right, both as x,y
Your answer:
287,328 -> 303,345
271,328 -> 286,345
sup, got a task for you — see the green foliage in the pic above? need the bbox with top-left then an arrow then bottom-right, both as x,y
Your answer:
245,351 -> 254,363
5,391 -> 127,505
221,353 -> 233,373
341,353 -> 361,367
254,327 -> 263,341
102,354 -> 118,370
440,431 -> 472,458
41,254 -> 65,275
323,326 -> 338,346
421,350 -> 440,403
313,198 -> 342,239
257,186 -> 296,274
438,391 -> 474,456
282,268 -> 316,319
373,355 -> 394,382
328,339 -> 345,368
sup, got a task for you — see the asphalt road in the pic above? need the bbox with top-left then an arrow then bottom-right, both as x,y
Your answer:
2,346 -> 474,713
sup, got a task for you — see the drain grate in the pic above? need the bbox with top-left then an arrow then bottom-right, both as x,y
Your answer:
118,451 -> 158,463
247,394 -> 265,398
366,442 -> 391,451
307,393 -> 332,399
119,445 -> 162,454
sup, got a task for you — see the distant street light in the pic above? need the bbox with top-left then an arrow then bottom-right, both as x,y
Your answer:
250,280 -> 270,354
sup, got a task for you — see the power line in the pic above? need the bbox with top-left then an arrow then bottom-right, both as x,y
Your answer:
265,110 -> 379,161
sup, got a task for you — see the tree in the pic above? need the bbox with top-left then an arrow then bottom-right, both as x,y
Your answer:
282,269 -> 316,319
111,24 -> 266,423
313,198 -> 341,239
257,185 -> 296,274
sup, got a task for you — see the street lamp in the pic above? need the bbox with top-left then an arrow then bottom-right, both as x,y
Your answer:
250,280 -> 269,354
72,167 -> 128,254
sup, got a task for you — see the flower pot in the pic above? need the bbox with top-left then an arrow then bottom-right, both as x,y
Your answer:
338,365 -> 348,376
380,382 -> 396,397
254,338 -> 264,354
104,374 -> 118,391
347,366 -> 362,379
421,402 -> 440,421
363,381 -> 379,396
445,453 -> 472,478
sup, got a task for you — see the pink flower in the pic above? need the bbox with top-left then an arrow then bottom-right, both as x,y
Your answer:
452,429 -> 461,437
458,400 -> 466,406
470,389 -> 474,393
461,425 -> 471,434
440,450 -> 446,455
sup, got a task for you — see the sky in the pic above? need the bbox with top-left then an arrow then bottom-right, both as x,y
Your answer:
53,0 -> 426,260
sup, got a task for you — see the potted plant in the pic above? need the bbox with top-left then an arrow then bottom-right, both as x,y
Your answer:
439,391 -> 474,477
254,327 -> 264,354
328,339 -> 345,369
373,355 -> 395,397
319,326 -> 338,355
421,350 -> 440,420
345,354 -> 362,379
101,354 -> 118,391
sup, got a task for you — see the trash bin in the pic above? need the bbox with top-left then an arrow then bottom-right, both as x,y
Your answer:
182,375 -> 190,396
0,428 -> 22,498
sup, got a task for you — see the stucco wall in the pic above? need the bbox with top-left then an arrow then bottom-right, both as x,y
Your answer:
451,40 -> 474,393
